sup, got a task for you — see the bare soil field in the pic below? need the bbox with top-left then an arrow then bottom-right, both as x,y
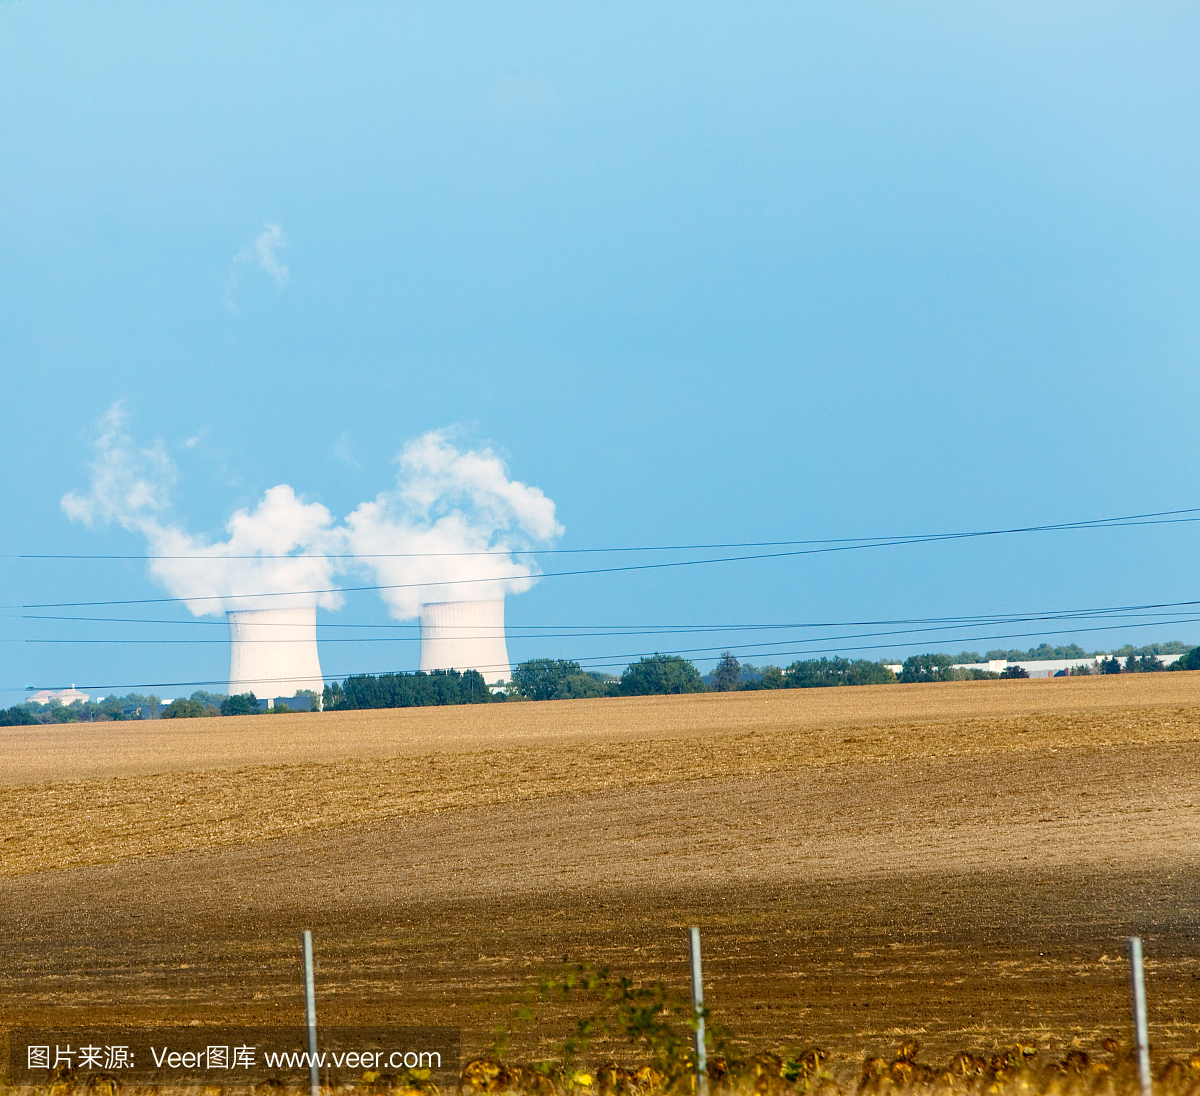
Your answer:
2,674 -> 1199,1072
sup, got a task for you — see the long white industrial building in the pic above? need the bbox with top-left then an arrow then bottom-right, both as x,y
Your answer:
883,654 -> 1186,679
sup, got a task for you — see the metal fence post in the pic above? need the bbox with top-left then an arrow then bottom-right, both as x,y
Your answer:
688,927 -> 708,1096
1128,936 -> 1151,1096
303,930 -> 320,1096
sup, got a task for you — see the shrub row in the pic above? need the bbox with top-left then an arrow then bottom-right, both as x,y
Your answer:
323,668 -> 492,710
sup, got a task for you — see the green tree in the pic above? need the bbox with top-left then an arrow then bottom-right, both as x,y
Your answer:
188,686 -> 225,715
323,681 -> 345,710
710,651 -> 741,692
0,706 -> 39,726
987,643 -> 1090,662
1169,646 -> 1200,671
88,693 -> 152,721
162,698 -> 205,718
330,669 -> 491,710
999,665 -> 1029,679
1134,653 -> 1164,672
760,666 -> 785,689
511,658 -> 587,700
784,657 -> 896,688
220,692 -> 259,715
619,654 -> 706,696
1114,641 -> 1193,657
899,653 -> 955,683
553,672 -> 618,699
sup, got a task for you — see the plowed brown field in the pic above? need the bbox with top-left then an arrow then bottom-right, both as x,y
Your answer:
2,674 -> 1199,1071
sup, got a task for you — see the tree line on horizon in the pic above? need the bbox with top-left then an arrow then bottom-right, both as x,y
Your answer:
0,688 -> 319,725
942,640 -> 1192,663
4,643 -> 1200,725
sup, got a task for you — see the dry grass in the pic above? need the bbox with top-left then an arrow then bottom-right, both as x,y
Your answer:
6,1044 -> 1200,1096
3,673 -> 1200,1066
5,672 -> 1200,787
4,674 -> 1199,878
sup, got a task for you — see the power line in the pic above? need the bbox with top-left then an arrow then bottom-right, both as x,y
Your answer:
21,611 -> 1200,650
19,598 -> 1200,636
16,506 -> 1200,560
25,614 -> 1198,693
23,613 -> 1200,658
17,506 -> 1200,610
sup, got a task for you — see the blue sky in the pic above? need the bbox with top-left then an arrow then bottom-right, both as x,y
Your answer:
3,2 -> 1199,702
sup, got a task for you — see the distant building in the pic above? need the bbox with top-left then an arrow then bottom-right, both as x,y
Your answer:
256,695 -> 316,711
882,654 -> 1185,679
952,654 -> 1183,679
26,685 -> 89,706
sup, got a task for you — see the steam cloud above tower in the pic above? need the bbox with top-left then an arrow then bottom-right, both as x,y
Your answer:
345,430 -> 564,621
61,405 -> 344,616
61,405 -> 563,623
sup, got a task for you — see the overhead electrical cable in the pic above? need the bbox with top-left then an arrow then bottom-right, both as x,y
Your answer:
562,618 -> 1200,671
27,614 -> 1200,693
20,597 -> 1200,632
22,611 -> 1200,649
17,506 -> 1200,610
25,613 -> 1200,658
15,505 -> 1200,560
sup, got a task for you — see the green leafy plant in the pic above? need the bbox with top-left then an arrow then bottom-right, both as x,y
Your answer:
494,960 -> 731,1078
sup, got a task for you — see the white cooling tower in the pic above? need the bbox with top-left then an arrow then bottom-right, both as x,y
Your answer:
419,600 -> 510,683
227,606 -> 325,699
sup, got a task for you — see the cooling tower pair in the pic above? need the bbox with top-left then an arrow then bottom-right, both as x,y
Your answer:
225,600 -> 511,698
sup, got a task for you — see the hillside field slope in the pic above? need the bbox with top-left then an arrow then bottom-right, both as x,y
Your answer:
2,673 -> 1198,1065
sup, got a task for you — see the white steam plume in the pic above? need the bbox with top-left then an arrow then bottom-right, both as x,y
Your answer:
62,404 -> 344,616
251,223 -> 289,287
145,487 -> 344,614
60,403 -> 177,523
345,430 -> 564,620
63,411 -> 562,622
